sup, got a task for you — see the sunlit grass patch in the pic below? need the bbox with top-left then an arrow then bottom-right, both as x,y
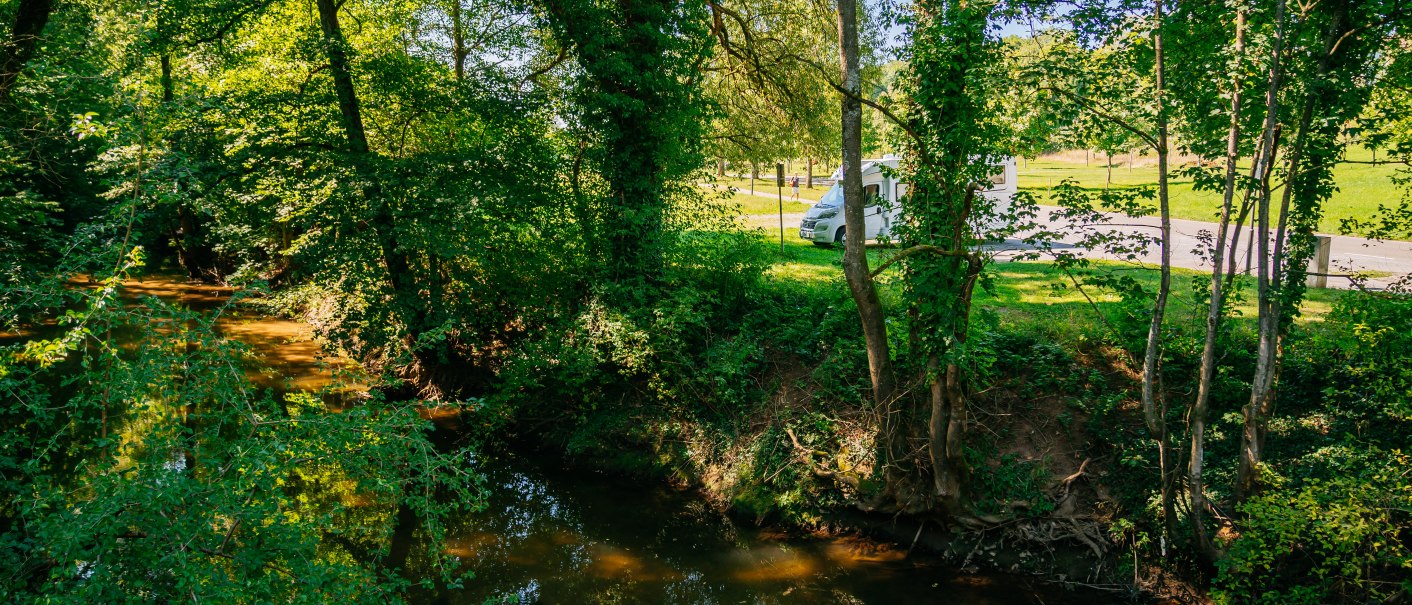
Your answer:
709,176 -> 830,202
708,191 -> 814,216
1017,148 -> 1405,238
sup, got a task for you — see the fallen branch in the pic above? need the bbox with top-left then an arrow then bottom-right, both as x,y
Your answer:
784,427 -> 860,490
1059,458 -> 1091,492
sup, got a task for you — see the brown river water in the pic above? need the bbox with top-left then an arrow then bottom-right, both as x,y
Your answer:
9,274 -> 1130,604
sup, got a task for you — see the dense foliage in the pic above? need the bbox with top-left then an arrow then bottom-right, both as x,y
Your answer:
0,0 -> 1409,603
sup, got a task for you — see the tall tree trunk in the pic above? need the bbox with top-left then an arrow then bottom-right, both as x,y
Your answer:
905,0 -> 994,516
316,0 -> 440,567
160,54 -> 174,103
1237,0 -> 1288,501
1239,0 -> 1348,500
451,0 -> 467,80
807,157 -> 814,188
317,0 -> 371,155
1141,0 -> 1177,541
1105,152 -> 1112,189
316,0 -> 432,367
543,0 -> 691,291
1191,8 -> 1245,559
0,0 -> 52,104
837,0 -> 896,432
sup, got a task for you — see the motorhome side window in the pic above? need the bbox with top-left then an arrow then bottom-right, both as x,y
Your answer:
987,166 -> 1006,189
864,184 -> 880,202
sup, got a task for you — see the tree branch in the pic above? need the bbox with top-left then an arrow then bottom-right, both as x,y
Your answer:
521,44 -> 569,85
1040,86 -> 1160,151
870,245 -> 981,278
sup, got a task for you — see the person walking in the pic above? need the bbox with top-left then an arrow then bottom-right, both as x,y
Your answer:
790,175 -> 800,201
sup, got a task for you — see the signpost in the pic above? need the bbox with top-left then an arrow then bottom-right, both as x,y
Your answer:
1307,235 -> 1332,288
776,163 -> 785,254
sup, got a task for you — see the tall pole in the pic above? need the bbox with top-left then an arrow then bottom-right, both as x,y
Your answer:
777,163 -> 785,254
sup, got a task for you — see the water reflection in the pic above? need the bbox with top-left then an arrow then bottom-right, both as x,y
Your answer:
422,453 -> 1107,605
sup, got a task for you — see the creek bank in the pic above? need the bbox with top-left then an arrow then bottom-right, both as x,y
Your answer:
143,273 -> 1124,595
509,428 -> 1148,603
468,440 -> 1136,604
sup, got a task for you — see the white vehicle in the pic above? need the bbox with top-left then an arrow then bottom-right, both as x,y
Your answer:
797,156 -> 1018,246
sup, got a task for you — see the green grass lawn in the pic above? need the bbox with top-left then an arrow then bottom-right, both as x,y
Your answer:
747,221 -> 1342,344
707,176 -> 830,202
710,191 -> 815,215
1017,147 -> 1405,237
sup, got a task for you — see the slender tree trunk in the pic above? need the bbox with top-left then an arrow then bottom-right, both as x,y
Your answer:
160,55 -> 174,102
317,0 -> 371,155
1237,0 -> 1287,501
316,0 -> 441,564
1141,0 -> 1176,540
1192,9 -> 1245,559
1240,2 -> 1347,500
0,0 -> 52,104
1105,152 -> 1113,189
837,0 -> 896,423
929,245 -> 982,514
1224,186 -> 1255,291
807,157 -> 814,188
451,0 -> 467,80
717,158 -> 726,176
316,0 -> 427,344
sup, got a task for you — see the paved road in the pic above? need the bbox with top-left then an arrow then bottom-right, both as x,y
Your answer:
730,187 -> 1412,289
989,207 -> 1412,290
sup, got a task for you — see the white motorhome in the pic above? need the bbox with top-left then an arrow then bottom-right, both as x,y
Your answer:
797,156 -> 1018,246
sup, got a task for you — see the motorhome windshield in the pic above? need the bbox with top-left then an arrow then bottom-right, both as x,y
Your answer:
817,184 -> 843,207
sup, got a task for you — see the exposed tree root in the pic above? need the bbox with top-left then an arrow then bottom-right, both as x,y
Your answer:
784,427 -> 861,492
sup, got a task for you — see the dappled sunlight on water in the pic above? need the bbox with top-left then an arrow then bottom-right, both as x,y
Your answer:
729,545 -> 820,582
822,536 -> 909,568
121,274 -> 360,393
421,452 -> 1121,605
587,544 -> 686,582
117,276 -> 235,310
2,272 -> 366,412
217,315 -> 349,391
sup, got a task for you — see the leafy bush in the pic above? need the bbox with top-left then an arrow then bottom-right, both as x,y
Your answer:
0,267 -> 483,602
1213,461 -> 1412,604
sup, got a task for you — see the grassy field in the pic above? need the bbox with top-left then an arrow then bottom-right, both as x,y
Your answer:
1017,147 -> 1404,237
718,148 -> 1372,332
708,190 -> 815,215
708,176 -> 830,202
744,219 -> 1341,342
